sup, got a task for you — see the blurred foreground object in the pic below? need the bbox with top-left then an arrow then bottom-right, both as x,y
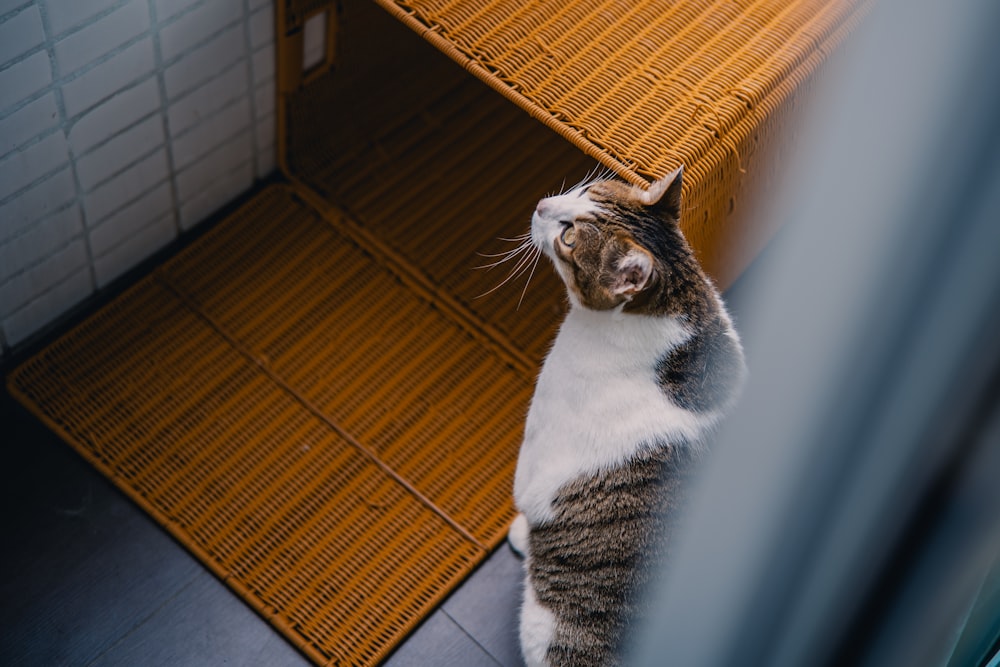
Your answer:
634,0 -> 1000,665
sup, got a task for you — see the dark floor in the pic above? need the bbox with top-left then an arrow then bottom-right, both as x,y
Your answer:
0,386 -> 526,666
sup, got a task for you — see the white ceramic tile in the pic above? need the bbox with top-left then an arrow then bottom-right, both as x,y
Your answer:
153,0 -> 205,23
175,130 -> 251,201
0,168 -> 77,242
0,132 -> 70,201
251,42 -> 274,86
0,93 -> 59,159
2,0 -> 276,345
254,114 -> 274,153
167,62 -> 248,137
0,50 -> 51,111
255,145 -> 274,179
163,25 -> 245,100
248,5 -> 273,50
254,79 -> 274,117
69,79 -> 161,155
2,266 -> 93,344
171,97 -> 250,170
42,0 -> 120,35
0,4 -> 45,67
93,211 -> 175,286
178,161 -> 251,229
0,238 -> 88,319
82,148 -> 169,223
0,0 -> 33,18
0,205 -> 83,283
75,115 -> 165,191
159,0 -> 242,63
61,38 -> 156,117
88,180 -> 173,256
53,0 -> 150,76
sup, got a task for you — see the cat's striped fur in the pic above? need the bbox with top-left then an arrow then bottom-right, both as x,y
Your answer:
510,167 -> 745,666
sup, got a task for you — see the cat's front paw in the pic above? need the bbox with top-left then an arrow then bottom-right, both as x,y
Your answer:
508,513 -> 529,558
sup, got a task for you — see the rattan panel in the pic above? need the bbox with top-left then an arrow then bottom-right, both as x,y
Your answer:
7,185 -> 531,666
162,188 -> 531,543
282,0 -> 868,293
374,0 -> 866,181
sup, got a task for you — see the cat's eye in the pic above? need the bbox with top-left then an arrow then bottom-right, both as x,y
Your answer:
560,224 -> 577,247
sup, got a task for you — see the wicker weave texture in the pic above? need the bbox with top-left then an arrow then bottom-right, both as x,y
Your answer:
281,0 -> 868,286
284,3 -> 595,362
375,0 -> 866,182
8,185 -> 530,666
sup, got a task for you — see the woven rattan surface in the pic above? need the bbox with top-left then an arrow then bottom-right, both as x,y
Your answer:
8,185 -> 532,666
285,1 -> 596,362
10,1 -> 870,664
282,0 -> 867,287
371,0 -> 867,183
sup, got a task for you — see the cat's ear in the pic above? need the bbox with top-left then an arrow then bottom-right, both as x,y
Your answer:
636,165 -> 683,215
613,245 -> 654,297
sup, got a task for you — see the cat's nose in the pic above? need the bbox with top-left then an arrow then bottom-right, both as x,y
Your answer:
535,199 -> 552,216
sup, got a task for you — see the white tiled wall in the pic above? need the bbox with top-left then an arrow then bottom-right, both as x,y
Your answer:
0,0 -> 276,358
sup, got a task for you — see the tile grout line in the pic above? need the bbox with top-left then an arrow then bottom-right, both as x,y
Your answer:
35,0 -> 99,293
1,0 -> 279,349
146,0 -> 183,238
87,209 -> 176,269
0,0 -> 142,126
1,124 -> 253,318
441,607 -> 508,666
241,0 -> 261,180
1,168 -> 171,287
0,0 -> 31,23
81,569 -> 204,667
1,0 -> 163,299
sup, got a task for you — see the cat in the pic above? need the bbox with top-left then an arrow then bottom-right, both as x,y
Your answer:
508,166 -> 746,667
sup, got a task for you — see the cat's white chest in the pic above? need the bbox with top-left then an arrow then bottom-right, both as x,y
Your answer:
513,309 -> 716,523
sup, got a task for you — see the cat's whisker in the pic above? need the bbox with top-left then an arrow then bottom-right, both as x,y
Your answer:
473,249 -> 532,271
582,168 -> 602,190
476,243 -> 532,260
573,165 -> 615,193
582,167 -> 596,186
472,238 -> 535,270
516,247 -> 542,311
502,244 -> 539,280
475,244 -> 539,298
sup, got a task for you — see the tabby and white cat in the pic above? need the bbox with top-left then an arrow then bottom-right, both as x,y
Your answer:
508,167 -> 746,667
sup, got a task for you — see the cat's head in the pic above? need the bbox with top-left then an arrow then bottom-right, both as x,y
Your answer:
531,166 -> 694,312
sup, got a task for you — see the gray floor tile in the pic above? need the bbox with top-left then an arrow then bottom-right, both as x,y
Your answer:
1,397 -> 203,667
87,570 -> 310,667
384,610 -> 499,667
443,545 -> 526,667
